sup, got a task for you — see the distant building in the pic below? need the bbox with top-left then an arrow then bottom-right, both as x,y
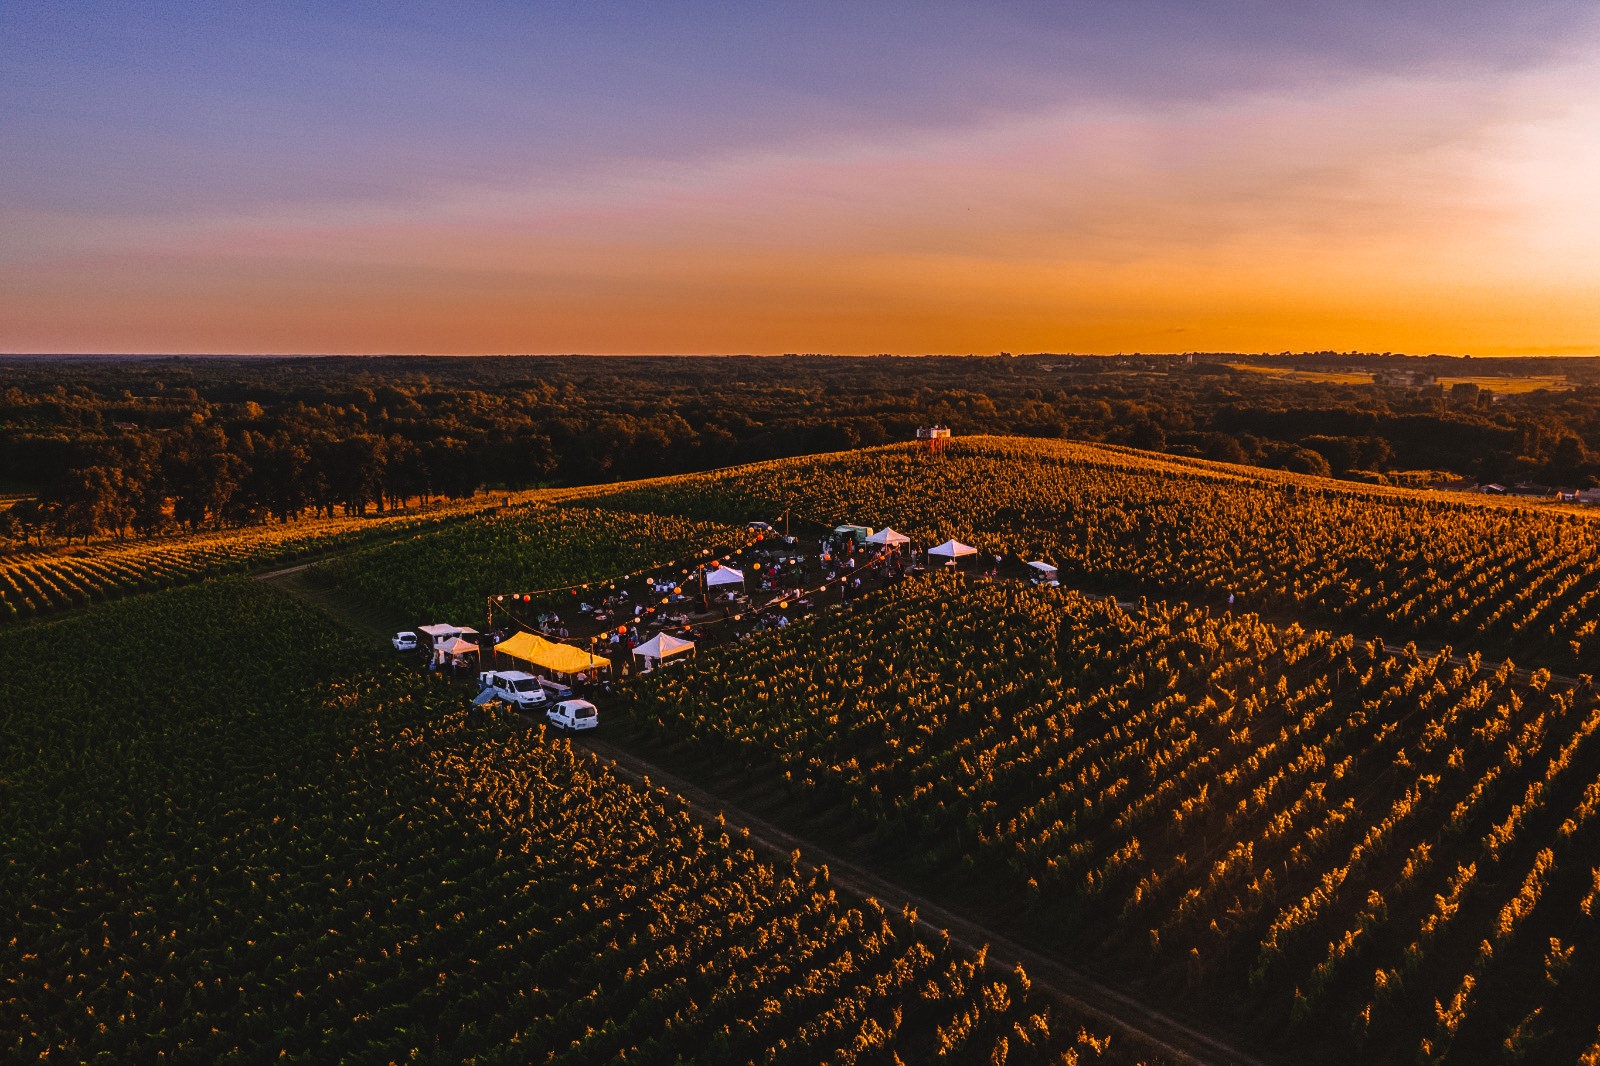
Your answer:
915,425 -> 952,454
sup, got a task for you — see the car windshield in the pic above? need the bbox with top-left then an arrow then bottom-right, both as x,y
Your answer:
510,679 -> 537,692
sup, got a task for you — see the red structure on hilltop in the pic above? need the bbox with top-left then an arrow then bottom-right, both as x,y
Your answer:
916,425 -> 951,454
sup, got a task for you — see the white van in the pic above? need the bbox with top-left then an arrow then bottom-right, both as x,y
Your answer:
476,670 -> 549,709
547,699 -> 598,731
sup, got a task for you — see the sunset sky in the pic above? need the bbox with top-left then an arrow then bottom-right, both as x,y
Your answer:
4,2 -> 1599,356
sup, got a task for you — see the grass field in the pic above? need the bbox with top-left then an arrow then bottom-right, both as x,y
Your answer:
1225,363 -> 1573,392
1224,363 -> 1374,384
1436,374 -> 1571,393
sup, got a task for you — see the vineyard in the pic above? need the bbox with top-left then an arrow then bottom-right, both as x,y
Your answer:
615,573 -> 1600,1063
3,574 -> 1154,1062
571,436 -> 1600,673
308,504 -> 744,628
0,492 -> 531,623
16,432 -> 1600,1063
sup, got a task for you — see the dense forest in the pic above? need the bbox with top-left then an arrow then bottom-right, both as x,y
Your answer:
3,352 -> 1599,544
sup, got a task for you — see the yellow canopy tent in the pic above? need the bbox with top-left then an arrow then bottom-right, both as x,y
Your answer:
495,631 -> 611,674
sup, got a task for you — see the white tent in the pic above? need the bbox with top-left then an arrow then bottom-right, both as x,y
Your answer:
1026,561 -> 1059,575
928,539 -> 977,559
439,636 -> 480,656
866,527 -> 910,546
633,632 -> 696,661
705,566 -> 745,588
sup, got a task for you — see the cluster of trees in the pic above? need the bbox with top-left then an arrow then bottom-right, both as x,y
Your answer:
4,352 -> 1600,544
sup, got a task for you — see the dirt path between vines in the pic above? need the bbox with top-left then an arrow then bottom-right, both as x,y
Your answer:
261,560 -> 1271,1064
575,731 -> 1270,1066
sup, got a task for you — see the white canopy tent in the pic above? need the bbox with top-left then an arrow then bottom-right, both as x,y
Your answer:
419,624 -> 479,661
928,539 -> 977,559
633,632 -> 696,662
439,636 -> 480,657
705,566 -> 746,588
866,527 -> 910,546
1027,561 -> 1059,575
419,623 -> 477,642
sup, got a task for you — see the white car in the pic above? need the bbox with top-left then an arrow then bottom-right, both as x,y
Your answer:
477,670 -> 550,709
392,631 -> 419,651
547,699 -> 599,731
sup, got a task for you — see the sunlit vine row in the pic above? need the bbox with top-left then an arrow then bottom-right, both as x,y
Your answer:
619,572 -> 1600,1062
0,493 -> 519,622
578,435 -> 1600,671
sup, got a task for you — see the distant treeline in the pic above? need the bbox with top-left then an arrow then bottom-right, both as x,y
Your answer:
3,353 -> 1599,543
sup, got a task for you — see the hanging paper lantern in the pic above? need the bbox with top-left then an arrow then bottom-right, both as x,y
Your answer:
751,563 -> 761,571
522,594 -> 531,603
496,595 -> 504,602
618,625 -> 628,634
672,587 -> 682,595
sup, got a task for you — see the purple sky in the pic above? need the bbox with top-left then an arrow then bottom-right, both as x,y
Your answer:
4,2 -> 1598,354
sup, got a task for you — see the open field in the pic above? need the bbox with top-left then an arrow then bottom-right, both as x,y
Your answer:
1225,365 -> 1573,392
1436,375 -> 1572,394
1223,364 -> 1374,385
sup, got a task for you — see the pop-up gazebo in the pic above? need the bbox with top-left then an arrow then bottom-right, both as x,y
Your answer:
633,631 -> 695,672
705,566 -> 746,588
928,539 -> 977,560
496,631 -> 611,675
866,527 -> 910,546
438,636 -> 480,662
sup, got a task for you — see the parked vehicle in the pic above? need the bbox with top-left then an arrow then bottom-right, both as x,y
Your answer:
392,631 -> 419,651
832,524 -> 874,546
547,699 -> 599,731
476,670 -> 549,709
